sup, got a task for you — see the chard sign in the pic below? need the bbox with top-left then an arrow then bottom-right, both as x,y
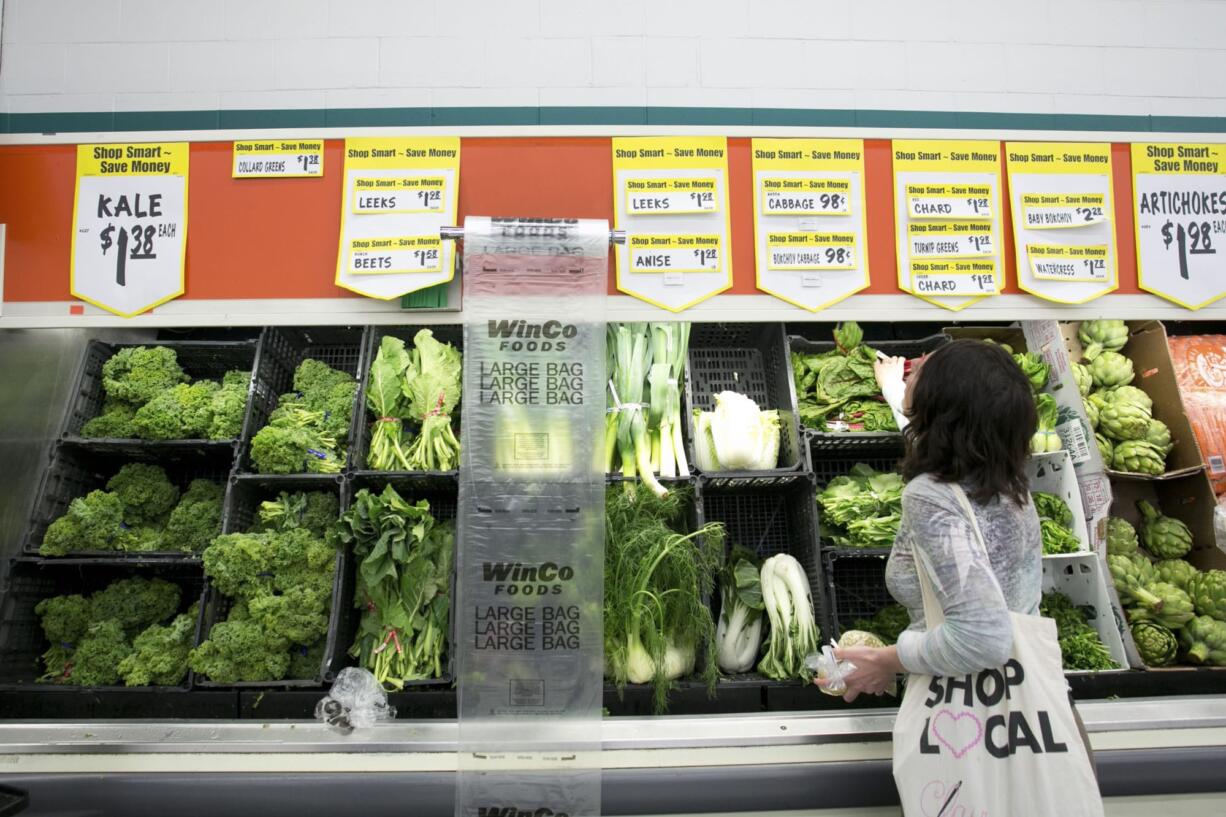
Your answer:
456,217 -> 608,817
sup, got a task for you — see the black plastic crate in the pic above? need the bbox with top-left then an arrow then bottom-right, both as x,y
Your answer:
823,550 -> 894,641
57,338 -> 259,457
791,332 -> 949,449
237,326 -> 368,475
333,476 -> 458,687
684,323 -> 803,484
195,477 -> 349,688
351,324 -> 463,478
0,560 -> 206,691
699,474 -> 829,685
21,448 -> 231,559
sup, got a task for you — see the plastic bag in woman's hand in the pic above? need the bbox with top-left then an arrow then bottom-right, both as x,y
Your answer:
315,667 -> 396,732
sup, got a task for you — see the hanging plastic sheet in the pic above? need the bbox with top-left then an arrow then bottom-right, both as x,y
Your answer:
456,217 -> 608,817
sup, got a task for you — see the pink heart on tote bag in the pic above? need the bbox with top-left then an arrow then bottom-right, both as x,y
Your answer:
931,709 -> 984,759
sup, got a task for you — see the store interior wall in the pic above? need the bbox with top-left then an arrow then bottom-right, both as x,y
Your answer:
0,0 -> 1223,123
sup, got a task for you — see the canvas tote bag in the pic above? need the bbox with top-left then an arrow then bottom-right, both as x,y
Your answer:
891,485 -> 1103,817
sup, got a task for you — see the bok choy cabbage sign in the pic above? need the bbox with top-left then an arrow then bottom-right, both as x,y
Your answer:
1131,143 -> 1226,310
751,138 -> 870,311
70,143 -> 189,317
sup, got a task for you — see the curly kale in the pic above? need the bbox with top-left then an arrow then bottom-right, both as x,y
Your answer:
101,346 -> 187,405
34,594 -> 92,646
208,371 -> 251,440
89,577 -> 181,636
250,359 -> 355,474
131,381 -> 220,440
65,620 -> 131,686
162,479 -> 224,553
117,604 -> 199,686
106,463 -> 180,525
203,527 -> 335,601
81,399 -> 138,438
248,586 -> 332,645
287,640 -> 325,680
39,490 -> 125,555
187,617 -> 291,683
116,524 -> 164,553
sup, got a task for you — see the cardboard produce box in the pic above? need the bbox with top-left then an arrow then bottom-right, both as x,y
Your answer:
1064,321 -> 1205,481
1110,473 -> 1225,571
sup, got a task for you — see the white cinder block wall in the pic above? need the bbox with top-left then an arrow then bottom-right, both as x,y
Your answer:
1,0 -> 1225,120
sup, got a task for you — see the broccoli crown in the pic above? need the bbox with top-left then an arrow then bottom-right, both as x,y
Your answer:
162,479 -> 224,553
208,372 -> 251,440
106,463 -> 180,524
101,346 -> 187,405
89,577 -> 182,636
66,620 -> 130,687
117,604 -> 198,686
81,400 -> 138,439
34,594 -> 92,645
188,617 -> 290,684
131,381 -> 220,440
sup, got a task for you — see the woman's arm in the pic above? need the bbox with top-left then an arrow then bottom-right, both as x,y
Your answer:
894,493 -> 1014,676
874,355 -> 909,431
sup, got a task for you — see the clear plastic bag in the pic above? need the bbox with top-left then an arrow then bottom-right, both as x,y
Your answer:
805,643 -> 858,697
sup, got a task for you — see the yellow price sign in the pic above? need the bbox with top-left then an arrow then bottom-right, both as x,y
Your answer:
905,183 -> 994,220
908,221 -> 995,259
760,177 -> 851,215
624,177 -> 720,214
627,234 -> 722,274
765,232 -> 856,270
910,259 -> 999,298
1027,243 -> 1110,281
232,140 -> 323,178
348,235 -> 444,275
352,175 -> 447,214
1022,192 -> 1107,229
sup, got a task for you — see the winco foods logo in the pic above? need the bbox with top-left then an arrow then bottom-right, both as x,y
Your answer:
482,561 -> 575,596
477,808 -> 568,817
488,319 -> 577,352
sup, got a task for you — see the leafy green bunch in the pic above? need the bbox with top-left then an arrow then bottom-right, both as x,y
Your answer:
337,485 -> 454,689
250,359 -> 356,474
1040,592 -> 1117,671
852,603 -> 911,645
35,577 -> 193,686
816,464 -> 903,549
793,322 -> 897,432
1033,491 -> 1081,555
83,345 -> 250,441
40,464 -> 222,557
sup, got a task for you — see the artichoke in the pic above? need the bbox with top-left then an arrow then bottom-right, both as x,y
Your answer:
1179,615 -> 1226,666
1153,559 -> 1200,592
1079,319 -> 1129,361
1108,553 -> 1156,605
1103,385 -> 1153,414
1099,402 -> 1150,441
1088,351 -> 1135,388
1112,440 -> 1166,475
1131,621 -> 1178,667
1187,570 -> 1226,621
1072,362 -> 1092,396
1144,419 -> 1173,455
1138,500 -> 1193,559
1096,433 -> 1113,464
1106,516 -> 1139,557
1084,398 -> 1100,430
1128,581 -> 1195,629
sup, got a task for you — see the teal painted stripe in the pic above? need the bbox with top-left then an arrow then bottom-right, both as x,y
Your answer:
6,105 -> 1226,135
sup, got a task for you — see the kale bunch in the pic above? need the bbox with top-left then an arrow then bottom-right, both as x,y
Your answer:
249,359 -> 356,474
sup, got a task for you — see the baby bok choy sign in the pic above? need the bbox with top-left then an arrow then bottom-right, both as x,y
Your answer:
456,217 -> 608,817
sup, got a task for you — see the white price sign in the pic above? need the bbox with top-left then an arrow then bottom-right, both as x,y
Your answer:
908,221 -> 995,258
628,234 -> 721,273
625,177 -> 719,214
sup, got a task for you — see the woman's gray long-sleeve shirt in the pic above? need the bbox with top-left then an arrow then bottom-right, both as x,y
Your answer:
884,473 -> 1043,677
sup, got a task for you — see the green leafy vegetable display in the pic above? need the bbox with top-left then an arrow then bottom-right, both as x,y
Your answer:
605,483 -> 723,713
364,336 -> 415,470
35,577 -> 191,686
1040,592 -> 1118,671
792,322 -> 897,433
757,553 -> 821,681
39,464 -> 223,557
1033,492 -> 1081,555
402,330 -> 463,471
250,359 -> 356,474
852,603 -> 911,645
715,545 -> 764,674
816,464 -> 903,549
190,491 -> 339,683
337,485 -> 455,689
82,345 -> 249,441
1030,393 -> 1062,454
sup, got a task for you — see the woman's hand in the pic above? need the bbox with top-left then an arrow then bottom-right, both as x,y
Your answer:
873,355 -> 906,393
814,645 -> 904,702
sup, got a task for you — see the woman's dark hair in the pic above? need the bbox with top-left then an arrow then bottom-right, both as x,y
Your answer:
901,338 -> 1037,505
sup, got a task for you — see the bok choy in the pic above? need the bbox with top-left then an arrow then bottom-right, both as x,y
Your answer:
716,545 -> 765,673
757,553 -> 821,681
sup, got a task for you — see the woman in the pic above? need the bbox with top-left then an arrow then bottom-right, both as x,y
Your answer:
822,339 -> 1101,815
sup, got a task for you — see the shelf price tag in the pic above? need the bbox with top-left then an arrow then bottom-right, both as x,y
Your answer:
751,139 -> 869,310
1131,142 -> 1226,310
70,142 -> 189,317
1006,142 -> 1117,304
892,140 -> 1004,311
335,137 -> 459,299
1028,244 -> 1110,282
612,137 -> 732,311
348,235 -> 444,275
232,140 -> 323,178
